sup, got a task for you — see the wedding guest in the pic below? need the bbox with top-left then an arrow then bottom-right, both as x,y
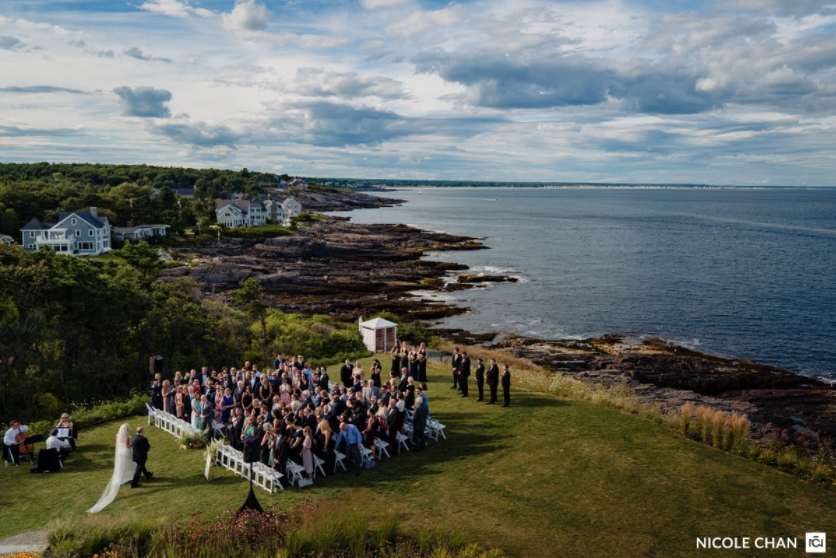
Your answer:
370,360 -> 382,389
242,385 -> 254,413
191,390 -> 202,429
221,388 -> 235,424
301,426 -> 315,481
412,396 -> 428,451
418,343 -> 428,383
361,407 -> 379,459
316,419 -> 335,473
175,387 -> 186,421
334,421 -> 364,476
150,373 -> 163,410
162,380 -> 172,414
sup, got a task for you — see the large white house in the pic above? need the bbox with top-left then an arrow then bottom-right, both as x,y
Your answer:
216,196 -> 302,227
20,207 -> 111,256
215,198 -> 268,228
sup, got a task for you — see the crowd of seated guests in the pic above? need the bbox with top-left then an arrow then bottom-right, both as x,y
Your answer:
149,350 -> 432,480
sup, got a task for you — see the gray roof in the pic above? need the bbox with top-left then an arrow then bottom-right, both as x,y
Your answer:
58,211 -> 107,229
21,217 -> 53,230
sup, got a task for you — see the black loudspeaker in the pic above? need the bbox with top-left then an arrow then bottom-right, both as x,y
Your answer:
149,356 -> 163,375
242,435 -> 261,463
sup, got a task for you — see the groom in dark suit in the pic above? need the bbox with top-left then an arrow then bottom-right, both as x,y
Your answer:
129,427 -> 153,488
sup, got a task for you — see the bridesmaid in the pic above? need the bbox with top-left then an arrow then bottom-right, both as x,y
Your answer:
409,347 -> 419,379
370,360 -> 382,391
418,343 -> 428,383
398,343 -> 408,376
390,344 -> 400,378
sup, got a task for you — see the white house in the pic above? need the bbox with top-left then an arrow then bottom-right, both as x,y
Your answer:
281,197 -> 303,225
216,198 -> 268,228
20,207 -> 111,256
358,317 -> 398,353
112,224 -> 170,242
290,177 -> 308,191
0,233 -> 14,245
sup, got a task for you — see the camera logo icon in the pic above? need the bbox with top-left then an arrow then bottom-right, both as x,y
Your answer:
806,533 -> 826,553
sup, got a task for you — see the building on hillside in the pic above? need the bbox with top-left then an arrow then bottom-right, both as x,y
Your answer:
358,317 -> 398,353
281,197 -> 303,225
112,224 -> 170,242
290,177 -> 308,190
20,207 -> 111,256
215,198 -> 268,228
0,233 -> 14,245
170,188 -> 195,198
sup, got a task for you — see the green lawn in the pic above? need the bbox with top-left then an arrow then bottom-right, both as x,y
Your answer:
2,359 -> 835,557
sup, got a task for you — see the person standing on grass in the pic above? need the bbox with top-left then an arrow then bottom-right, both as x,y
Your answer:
412,396 -> 428,450
459,351 -> 471,397
475,358 -> 485,401
451,348 -> 462,390
129,427 -> 152,488
501,365 -> 511,407
340,359 -> 354,387
418,343 -> 428,383
486,358 -> 499,405
335,421 -> 364,476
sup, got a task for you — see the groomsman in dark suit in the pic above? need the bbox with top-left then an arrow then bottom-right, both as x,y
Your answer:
501,365 -> 512,407
129,427 -> 152,488
450,348 -> 462,390
340,359 -> 354,387
458,352 -> 471,397
474,358 -> 485,401
486,359 -> 499,404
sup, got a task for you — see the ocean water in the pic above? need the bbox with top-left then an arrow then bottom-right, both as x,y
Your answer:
336,188 -> 836,380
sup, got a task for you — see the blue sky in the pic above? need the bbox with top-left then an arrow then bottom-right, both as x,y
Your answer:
1,0 -> 835,185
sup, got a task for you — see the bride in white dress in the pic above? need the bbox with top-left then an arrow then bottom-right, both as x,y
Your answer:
87,423 -> 134,513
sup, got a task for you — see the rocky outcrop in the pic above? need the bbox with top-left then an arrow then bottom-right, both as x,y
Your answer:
291,190 -> 403,212
497,335 -> 836,442
457,275 -> 519,284
160,219 -> 491,322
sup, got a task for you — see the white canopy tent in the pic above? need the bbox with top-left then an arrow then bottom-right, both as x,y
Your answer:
358,317 -> 397,353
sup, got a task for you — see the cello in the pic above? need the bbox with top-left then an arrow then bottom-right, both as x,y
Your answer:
15,428 -> 34,456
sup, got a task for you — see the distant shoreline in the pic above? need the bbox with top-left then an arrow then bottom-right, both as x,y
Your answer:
375,185 -> 836,191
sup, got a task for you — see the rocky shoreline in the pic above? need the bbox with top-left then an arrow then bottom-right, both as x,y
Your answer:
496,334 -> 836,443
161,217 -> 488,321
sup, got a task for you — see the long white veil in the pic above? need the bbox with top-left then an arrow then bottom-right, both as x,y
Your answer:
87,423 -> 134,513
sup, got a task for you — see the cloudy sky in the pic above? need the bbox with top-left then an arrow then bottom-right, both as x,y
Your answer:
1,0 -> 835,185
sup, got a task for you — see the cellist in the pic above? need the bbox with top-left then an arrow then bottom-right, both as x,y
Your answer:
3,420 -> 30,465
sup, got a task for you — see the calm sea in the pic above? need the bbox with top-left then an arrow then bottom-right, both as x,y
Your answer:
337,188 -> 836,380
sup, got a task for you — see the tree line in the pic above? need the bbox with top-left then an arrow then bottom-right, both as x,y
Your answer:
0,162 -> 293,237
0,241 -> 366,424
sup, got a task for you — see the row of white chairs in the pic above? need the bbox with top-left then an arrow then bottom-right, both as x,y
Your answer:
216,441 -> 285,493
146,404 -> 199,439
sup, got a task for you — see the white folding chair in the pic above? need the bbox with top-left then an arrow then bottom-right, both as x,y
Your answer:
313,455 -> 327,478
396,432 -> 410,452
374,438 -> 391,459
285,461 -> 305,487
333,450 -> 347,473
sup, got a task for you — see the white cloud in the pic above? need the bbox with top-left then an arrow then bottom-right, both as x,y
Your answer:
361,0 -> 410,9
221,0 -> 271,32
384,6 -> 463,38
137,0 -> 212,18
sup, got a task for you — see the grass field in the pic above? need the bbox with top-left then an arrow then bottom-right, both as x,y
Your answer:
2,358 -> 835,557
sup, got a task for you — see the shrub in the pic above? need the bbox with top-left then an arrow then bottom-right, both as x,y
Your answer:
679,402 -> 694,437
27,393 -> 150,436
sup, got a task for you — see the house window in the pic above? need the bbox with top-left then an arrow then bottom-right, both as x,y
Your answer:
71,218 -> 77,225
89,230 -> 93,236
76,230 -> 81,237
30,231 -> 35,238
